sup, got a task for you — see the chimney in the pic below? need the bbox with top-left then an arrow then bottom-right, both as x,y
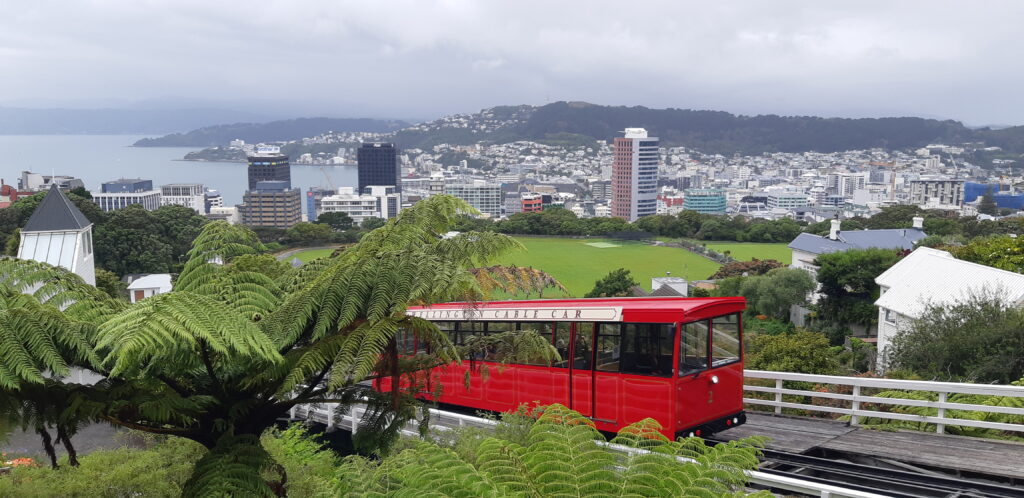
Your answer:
912,216 -> 924,229
829,219 -> 841,240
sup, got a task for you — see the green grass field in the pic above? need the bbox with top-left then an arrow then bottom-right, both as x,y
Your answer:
700,242 -> 792,264
289,248 -> 335,263
495,237 -> 721,297
284,238 -> 787,298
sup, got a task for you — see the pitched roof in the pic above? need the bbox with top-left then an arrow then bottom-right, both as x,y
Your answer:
874,247 -> 1024,318
788,228 -> 926,255
22,184 -> 92,232
126,273 -> 173,292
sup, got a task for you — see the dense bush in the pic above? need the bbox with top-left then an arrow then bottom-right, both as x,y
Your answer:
888,293 -> 1024,383
0,435 -> 205,497
708,258 -> 785,279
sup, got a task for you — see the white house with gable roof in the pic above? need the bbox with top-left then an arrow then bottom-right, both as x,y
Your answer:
874,247 -> 1024,368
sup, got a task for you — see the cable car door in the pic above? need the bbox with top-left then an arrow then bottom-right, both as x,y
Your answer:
570,322 -> 594,417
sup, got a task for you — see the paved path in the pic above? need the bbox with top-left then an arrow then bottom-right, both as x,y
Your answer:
274,245 -> 342,262
2,424 -> 134,461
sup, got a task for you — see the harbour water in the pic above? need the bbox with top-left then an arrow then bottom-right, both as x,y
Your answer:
0,134 -> 358,210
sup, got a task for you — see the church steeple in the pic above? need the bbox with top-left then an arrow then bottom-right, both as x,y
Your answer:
17,185 -> 96,285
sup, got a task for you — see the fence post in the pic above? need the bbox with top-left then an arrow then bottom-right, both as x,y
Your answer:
936,392 -> 947,434
352,404 -> 360,434
774,378 -> 783,414
850,385 -> 861,426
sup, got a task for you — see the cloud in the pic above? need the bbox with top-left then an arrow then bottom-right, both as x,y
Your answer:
0,0 -> 1022,124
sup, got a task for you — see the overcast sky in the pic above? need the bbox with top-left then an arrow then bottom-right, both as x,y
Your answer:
2,1 -> 1021,125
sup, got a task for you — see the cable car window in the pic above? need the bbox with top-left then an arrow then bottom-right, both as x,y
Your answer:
710,314 -> 741,367
482,322 -> 515,361
553,323 -> 571,368
572,322 -> 594,371
518,322 -> 554,366
461,322 -> 486,359
680,320 -> 709,376
595,324 -> 621,372
397,328 -> 416,354
435,322 -> 458,346
487,322 -> 516,333
621,323 -> 674,377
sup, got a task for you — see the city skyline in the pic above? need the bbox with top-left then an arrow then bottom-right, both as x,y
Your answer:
2,1 -> 1023,125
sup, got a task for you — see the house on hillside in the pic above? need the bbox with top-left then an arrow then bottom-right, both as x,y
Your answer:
788,217 -> 928,276
127,274 -> 173,303
874,247 -> 1024,368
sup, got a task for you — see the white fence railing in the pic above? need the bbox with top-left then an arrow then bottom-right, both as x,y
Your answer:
744,370 -> 1024,434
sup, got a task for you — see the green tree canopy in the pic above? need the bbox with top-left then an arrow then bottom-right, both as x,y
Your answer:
315,211 -> 354,230
746,330 -> 841,375
713,268 -> 814,321
361,216 -> 387,230
814,248 -> 903,333
978,187 -> 998,216
952,235 -> 1024,273
584,268 -> 639,298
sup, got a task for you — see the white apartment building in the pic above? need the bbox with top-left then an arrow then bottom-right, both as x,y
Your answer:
320,186 -> 399,225
826,173 -> 866,197
766,192 -> 810,210
92,190 -> 161,211
160,183 -> 206,214
208,206 -> 240,224
909,179 -> 964,207
445,182 -> 502,218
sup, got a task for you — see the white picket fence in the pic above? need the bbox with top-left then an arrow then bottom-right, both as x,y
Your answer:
744,370 -> 1024,434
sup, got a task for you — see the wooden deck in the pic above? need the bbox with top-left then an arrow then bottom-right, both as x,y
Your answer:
719,412 -> 1024,479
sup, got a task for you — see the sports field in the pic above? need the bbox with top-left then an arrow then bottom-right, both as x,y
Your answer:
495,237 -> 721,297
289,248 -> 335,263
700,242 -> 791,264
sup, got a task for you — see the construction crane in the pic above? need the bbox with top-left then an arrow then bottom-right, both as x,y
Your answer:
319,166 -> 336,191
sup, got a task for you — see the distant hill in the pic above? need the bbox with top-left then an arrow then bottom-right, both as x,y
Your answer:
0,106 -> 270,135
394,102 -> 1024,155
134,117 -> 410,147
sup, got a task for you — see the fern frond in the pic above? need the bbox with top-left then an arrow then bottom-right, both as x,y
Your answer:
95,291 -> 283,377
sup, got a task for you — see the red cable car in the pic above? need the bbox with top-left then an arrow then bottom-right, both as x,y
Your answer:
386,296 -> 746,438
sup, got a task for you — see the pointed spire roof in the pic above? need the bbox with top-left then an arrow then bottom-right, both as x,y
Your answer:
23,184 -> 92,232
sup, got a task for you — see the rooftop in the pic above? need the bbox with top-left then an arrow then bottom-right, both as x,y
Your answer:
23,184 -> 92,232
875,247 -> 1024,318
788,228 -> 926,255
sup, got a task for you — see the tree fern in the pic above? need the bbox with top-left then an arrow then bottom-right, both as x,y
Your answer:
853,383 -> 1024,439
180,434 -> 277,497
335,404 -> 768,497
0,196 -> 574,495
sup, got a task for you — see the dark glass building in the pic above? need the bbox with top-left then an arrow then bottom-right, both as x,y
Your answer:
247,153 -> 291,191
357,143 -> 400,193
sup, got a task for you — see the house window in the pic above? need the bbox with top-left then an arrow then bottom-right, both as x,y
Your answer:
884,309 -> 898,325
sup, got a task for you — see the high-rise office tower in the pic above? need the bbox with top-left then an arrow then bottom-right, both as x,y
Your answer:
357,143 -> 400,194
611,128 -> 659,221
239,181 -> 302,229
247,146 -> 291,191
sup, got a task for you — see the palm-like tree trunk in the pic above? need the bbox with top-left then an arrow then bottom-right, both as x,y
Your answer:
36,427 -> 58,469
56,425 -> 79,467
